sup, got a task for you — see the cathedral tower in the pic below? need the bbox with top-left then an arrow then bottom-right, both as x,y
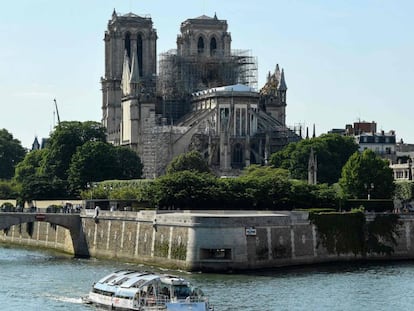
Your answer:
177,13 -> 231,57
101,10 -> 157,144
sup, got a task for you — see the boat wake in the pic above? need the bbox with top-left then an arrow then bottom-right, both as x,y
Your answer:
47,295 -> 83,305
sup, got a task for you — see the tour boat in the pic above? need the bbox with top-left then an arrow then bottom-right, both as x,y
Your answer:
83,270 -> 213,311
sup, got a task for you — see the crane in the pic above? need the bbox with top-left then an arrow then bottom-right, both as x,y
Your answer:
53,98 -> 61,125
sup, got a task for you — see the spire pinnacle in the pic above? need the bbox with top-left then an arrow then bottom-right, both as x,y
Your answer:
277,68 -> 287,91
121,50 -> 131,96
130,52 -> 140,84
275,64 -> 281,81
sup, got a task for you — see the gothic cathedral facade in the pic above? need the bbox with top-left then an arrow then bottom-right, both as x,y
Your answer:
101,11 -> 300,178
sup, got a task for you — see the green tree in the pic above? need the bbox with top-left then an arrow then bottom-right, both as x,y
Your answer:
270,134 -> 358,184
237,165 -> 292,209
394,181 -> 414,207
0,129 -> 26,179
41,121 -> 106,180
0,180 -> 18,198
166,150 -> 210,174
339,149 -> 395,199
14,149 -> 68,200
68,141 -> 143,195
14,149 -> 45,184
149,171 -> 219,209
113,146 -> 143,179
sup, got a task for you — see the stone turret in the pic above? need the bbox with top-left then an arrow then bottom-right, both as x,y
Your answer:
259,64 -> 287,125
308,148 -> 317,185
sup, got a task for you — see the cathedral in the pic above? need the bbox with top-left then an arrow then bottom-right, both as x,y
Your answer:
101,10 -> 300,178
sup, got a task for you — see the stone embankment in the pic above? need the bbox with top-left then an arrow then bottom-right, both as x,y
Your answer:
1,209 -> 414,271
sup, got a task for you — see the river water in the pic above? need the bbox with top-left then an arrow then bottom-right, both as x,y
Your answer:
1,245 -> 414,311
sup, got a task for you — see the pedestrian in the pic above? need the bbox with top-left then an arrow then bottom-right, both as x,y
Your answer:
94,205 -> 100,223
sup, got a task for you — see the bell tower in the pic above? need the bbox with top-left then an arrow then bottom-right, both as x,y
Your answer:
177,13 -> 232,57
101,10 -> 157,144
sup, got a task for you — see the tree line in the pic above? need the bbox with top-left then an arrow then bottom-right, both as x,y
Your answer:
0,122 -> 403,210
0,122 -> 142,202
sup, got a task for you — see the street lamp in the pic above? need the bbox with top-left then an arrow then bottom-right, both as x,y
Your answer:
87,183 -> 97,202
364,183 -> 374,200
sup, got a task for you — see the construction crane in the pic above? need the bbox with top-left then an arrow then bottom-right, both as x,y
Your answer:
53,98 -> 61,125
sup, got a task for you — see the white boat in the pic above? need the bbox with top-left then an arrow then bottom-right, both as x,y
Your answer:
83,270 -> 214,311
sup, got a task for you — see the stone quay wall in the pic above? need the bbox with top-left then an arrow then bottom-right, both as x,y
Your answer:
0,220 -> 74,254
2,210 -> 414,272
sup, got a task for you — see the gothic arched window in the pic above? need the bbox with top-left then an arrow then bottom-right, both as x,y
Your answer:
232,143 -> 243,167
197,37 -> 204,54
137,34 -> 143,76
210,37 -> 217,56
124,32 -> 131,59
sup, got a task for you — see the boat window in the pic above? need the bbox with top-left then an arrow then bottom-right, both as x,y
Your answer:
92,288 -> 114,297
173,285 -> 191,299
159,286 -> 171,298
192,287 -> 205,297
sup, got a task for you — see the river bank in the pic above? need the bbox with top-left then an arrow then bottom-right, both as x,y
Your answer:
1,209 -> 414,272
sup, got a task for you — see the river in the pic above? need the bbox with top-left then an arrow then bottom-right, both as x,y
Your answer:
1,245 -> 414,310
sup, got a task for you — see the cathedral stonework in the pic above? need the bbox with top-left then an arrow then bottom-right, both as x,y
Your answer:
101,11 -> 300,178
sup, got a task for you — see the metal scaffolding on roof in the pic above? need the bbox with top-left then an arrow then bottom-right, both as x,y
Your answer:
157,49 -> 258,123
158,49 -> 257,96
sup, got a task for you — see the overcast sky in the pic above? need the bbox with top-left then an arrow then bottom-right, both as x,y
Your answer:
1,0 -> 413,149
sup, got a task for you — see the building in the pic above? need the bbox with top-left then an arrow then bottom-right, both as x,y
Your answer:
345,121 -> 377,136
101,11 -> 300,178
390,159 -> 413,181
328,121 -> 414,181
355,130 -> 396,156
329,121 -> 397,157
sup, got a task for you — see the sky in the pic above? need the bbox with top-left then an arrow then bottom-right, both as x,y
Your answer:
1,0 -> 413,149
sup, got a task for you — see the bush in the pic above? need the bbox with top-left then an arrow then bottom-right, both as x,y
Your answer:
46,204 -> 63,213
1,202 -> 15,212
343,199 -> 394,213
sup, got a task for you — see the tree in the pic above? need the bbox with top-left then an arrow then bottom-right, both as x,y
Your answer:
394,181 -> 414,207
166,150 -> 210,174
149,171 -> 219,209
0,129 -> 26,179
41,121 -> 106,180
339,149 -> 395,199
14,149 -> 45,184
14,149 -> 68,200
270,134 -> 358,184
0,180 -> 18,199
68,141 -> 143,195
113,146 -> 143,179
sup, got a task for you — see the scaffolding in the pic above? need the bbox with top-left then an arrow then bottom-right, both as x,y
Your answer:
157,49 -> 258,123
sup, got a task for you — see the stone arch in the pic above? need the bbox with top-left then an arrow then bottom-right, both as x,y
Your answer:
210,36 -> 217,56
0,213 -> 89,258
232,143 -> 244,167
197,36 -> 205,54
124,32 -> 132,59
137,33 -> 143,76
